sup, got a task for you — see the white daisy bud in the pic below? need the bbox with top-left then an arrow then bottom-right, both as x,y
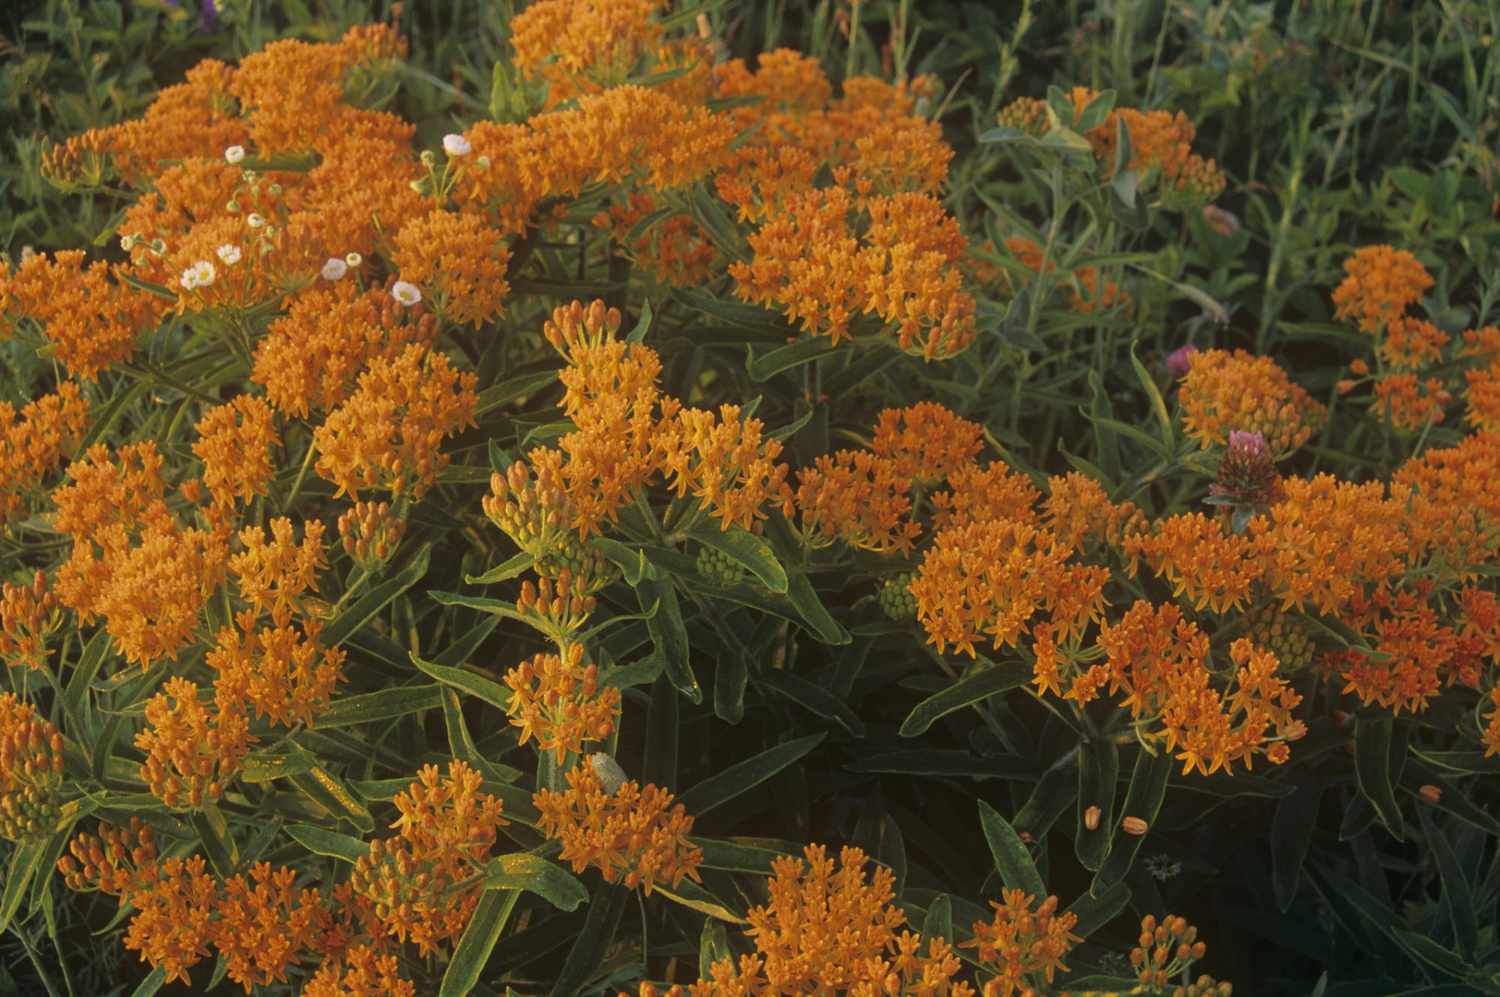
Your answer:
442,133 -> 472,157
390,280 -> 422,307
224,145 -> 246,165
246,213 -> 265,229
344,252 -> 363,268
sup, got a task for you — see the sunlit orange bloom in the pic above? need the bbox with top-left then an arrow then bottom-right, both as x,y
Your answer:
192,395 -> 277,514
1124,512 -> 1264,613
828,77 -> 953,196
1333,589 -> 1464,714
136,677 -> 252,810
1247,474 -> 1406,616
391,210 -> 511,327
253,280 -> 438,419
0,571 -> 59,673
313,344 -> 478,499
930,462 -> 1042,533
534,761 -> 702,895
350,761 -> 507,957
1392,431 -> 1500,574
1373,372 -> 1450,430
230,517 -> 327,623
301,943 -> 414,997
210,612 -> 344,728
121,854 -> 219,985
1464,362 -> 1500,431
504,642 -> 620,761
1379,315 -> 1448,370
794,450 -> 921,554
231,25 -> 407,155
1178,348 -> 1326,454
1003,237 -> 1131,316
912,518 -> 1108,656
731,185 -> 975,359
6,250 -> 163,380
1332,245 -> 1432,333
458,86 -> 734,233
0,380 -> 89,523
1041,472 -> 1144,553
45,59 -> 246,187
871,403 -> 984,483
510,0 -> 665,105
966,890 -> 1081,997
658,404 -> 792,532
210,863 -> 330,992
0,693 -> 64,843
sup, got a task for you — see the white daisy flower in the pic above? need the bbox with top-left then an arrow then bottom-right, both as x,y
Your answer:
216,244 -> 242,265
224,145 -> 246,165
246,213 -> 265,229
442,133 -> 472,157
344,252 -> 363,268
391,280 -> 422,307
320,257 -> 349,281
180,260 -> 216,290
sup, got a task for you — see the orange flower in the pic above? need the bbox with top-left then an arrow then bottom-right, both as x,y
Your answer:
6,250 -> 162,380
1332,245 -> 1432,334
136,677 -> 252,810
253,280 -> 438,418
871,402 -> 984,483
209,613 -> 345,727
0,380 -> 90,523
193,395 -> 278,514
313,344 -> 478,499
912,518 -> 1108,656
1124,512 -> 1264,614
593,193 -> 716,287
1372,372 -> 1450,430
1333,589 -> 1463,714
534,760 -> 702,895
338,500 -> 407,571
1379,315 -> 1448,370
302,944 -> 414,997
931,462 -> 1042,533
657,404 -> 792,532
391,210 -> 511,327
504,642 -> 621,760
210,863 -> 330,991
122,854 -> 219,985
1039,471 -> 1144,552
0,571 -> 59,673
351,761 -> 506,957
1484,687 -> 1500,758
1464,362 -> 1500,431
794,450 -> 921,554
1393,431 -> 1500,574
1178,348 -> 1326,454
1129,915 -> 1219,994
965,890 -> 1080,997
230,517 -> 327,623
0,694 -> 65,843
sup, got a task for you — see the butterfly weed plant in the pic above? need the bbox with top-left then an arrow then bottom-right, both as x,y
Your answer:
2,1 -> 1500,995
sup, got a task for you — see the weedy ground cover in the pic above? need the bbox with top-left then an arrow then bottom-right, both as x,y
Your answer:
1,1 -> 1500,995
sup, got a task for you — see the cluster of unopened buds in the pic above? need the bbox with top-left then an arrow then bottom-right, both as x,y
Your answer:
0,696 -> 66,843
338,500 -> 407,571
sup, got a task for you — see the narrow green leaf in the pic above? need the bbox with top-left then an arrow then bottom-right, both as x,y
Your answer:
322,545 -> 431,648
191,806 -> 239,878
1129,344 -> 1174,450
847,750 -> 1036,781
977,800 -> 1045,899
657,880 -> 747,923
1067,880 -> 1131,939
441,889 -> 521,997
596,538 -> 654,585
62,630 -> 111,736
312,685 -> 443,729
1418,807 -> 1478,961
898,664 -> 1029,737
289,767 -> 375,833
550,884 -> 628,997
483,854 -> 587,910
0,842 -> 42,935
784,573 -> 849,644
1271,783 -> 1322,911
1354,715 -> 1406,839
688,525 -> 788,592
643,578 -> 700,703
413,654 -> 511,711
465,552 -> 535,586
747,337 -> 839,381
921,894 -> 953,943
626,299 -> 654,343
679,733 -> 826,816
285,823 -> 368,863
1090,750 -> 1172,897
129,966 -> 169,997
757,671 -> 865,736
1012,758 -> 1077,839
1075,740 -> 1118,871
692,837 -> 799,874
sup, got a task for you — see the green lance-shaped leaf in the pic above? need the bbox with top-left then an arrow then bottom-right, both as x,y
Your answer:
977,799 -> 1046,900
1090,749 -> 1171,897
678,733 -> 827,817
688,524 -> 788,592
1353,715 -> 1407,839
441,889 -> 522,997
899,664 -> 1030,737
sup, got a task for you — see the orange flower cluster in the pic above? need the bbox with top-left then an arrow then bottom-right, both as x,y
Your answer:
254,281 -> 439,419
458,85 -> 734,233
1130,914 -> 1231,996
1004,236 -> 1131,316
211,862 -> 331,991
730,185 -> 976,359
872,403 -> 985,484
593,193 -> 716,287
911,518 -> 1109,656
1373,372 -> 1451,430
339,500 -> 407,571
0,694 -> 65,842
504,642 -> 621,760
192,395 -> 278,518
1039,471 -> 1144,553
1086,603 -> 1303,774
795,450 -> 923,554
534,760 -> 702,895
1125,512 -> 1262,614
510,0 -> 677,106
1331,245 -> 1433,334
0,380 -> 90,522
391,210 -> 511,327
5,250 -> 163,380
657,405 -> 792,531
966,890 -> 1081,997
313,344 -> 478,499
302,944 -> 414,997
0,571 -> 59,672
931,462 -> 1043,534
52,442 -> 228,666
136,676 -> 252,809
350,761 -> 507,956
1177,348 -> 1327,454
